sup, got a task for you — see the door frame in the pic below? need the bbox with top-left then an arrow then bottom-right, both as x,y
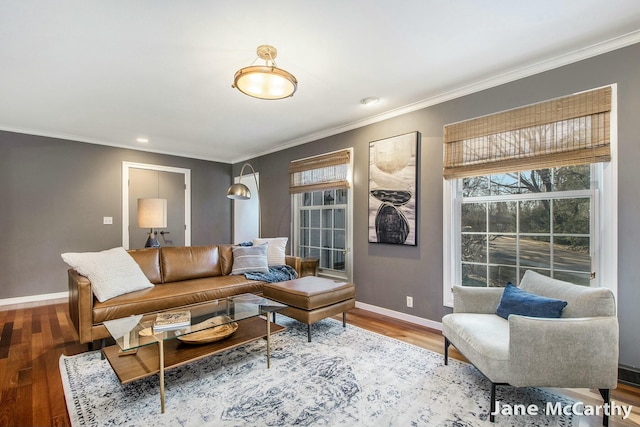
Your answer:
122,161 -> 192,249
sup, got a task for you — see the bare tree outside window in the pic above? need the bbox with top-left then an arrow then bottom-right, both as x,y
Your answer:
461,164 -> 591,287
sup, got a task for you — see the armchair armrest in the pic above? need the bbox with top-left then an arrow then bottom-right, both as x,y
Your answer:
452,285 -> 504,313
508,315 -> 619,388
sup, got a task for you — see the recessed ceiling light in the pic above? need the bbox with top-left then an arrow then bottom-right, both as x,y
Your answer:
136,137 -> 149,143
360,97 -> 379,106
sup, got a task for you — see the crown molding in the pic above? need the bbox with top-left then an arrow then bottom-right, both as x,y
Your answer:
233,30 -> 640,164
0,125 -> 230,163
2,30 -> 639,166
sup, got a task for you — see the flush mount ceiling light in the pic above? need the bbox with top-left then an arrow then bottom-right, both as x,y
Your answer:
232,45 -> 297,100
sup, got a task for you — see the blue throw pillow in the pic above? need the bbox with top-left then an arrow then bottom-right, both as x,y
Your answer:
496,283 -> 567,320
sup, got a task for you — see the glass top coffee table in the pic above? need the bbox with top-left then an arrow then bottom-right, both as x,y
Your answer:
102,293 -> 287,413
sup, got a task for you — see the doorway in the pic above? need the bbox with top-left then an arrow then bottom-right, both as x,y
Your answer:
232,172 -> 259,243
122,162 -> 191,249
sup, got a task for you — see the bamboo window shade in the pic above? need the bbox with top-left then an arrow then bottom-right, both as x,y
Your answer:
443,86 -> 612,180
289,149 -> 351,194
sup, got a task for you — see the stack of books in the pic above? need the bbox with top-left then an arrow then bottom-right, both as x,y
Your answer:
153,310 -> 191,331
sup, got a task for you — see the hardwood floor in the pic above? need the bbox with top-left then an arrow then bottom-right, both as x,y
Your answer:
0,300 -> 638,426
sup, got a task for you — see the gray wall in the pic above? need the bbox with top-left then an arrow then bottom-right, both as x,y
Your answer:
248,42 -> 640,369
0,131 -> 232,300
2,42 -> 638,369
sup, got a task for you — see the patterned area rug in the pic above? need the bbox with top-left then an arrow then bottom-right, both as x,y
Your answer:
60,317 -> 575,426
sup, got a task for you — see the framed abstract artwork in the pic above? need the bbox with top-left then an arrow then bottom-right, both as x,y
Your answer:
368,132 -> 419,245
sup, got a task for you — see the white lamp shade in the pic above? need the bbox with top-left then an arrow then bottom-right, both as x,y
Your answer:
137,198 -> 167,228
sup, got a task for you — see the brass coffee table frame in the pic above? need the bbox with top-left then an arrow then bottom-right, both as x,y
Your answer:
102,295 -> 286,413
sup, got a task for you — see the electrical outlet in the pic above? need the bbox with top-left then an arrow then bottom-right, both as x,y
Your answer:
406,296 -> 413,308
103,216 -> 113,225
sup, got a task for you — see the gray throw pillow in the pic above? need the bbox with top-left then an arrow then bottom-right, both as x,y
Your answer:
230,244 -> 269,275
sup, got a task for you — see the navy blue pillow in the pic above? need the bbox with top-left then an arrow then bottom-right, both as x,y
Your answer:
496,283 -> 567,320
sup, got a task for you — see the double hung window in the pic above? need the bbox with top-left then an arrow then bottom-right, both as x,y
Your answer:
290,149 -> 353,280
459,165 -> 595,288
297,189 -> 348,274
443,86 -> 616,306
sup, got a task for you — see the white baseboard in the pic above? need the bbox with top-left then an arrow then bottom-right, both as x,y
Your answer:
0,291 -> 69,307
355,301 -> 443,331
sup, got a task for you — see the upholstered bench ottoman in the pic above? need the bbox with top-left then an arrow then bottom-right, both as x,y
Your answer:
263,276 -> 356,342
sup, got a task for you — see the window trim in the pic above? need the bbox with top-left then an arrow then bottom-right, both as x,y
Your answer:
598,83 -> 618,303
443,85 -> 618,307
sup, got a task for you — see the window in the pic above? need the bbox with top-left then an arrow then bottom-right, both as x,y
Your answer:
290,149 -> 353,280
443,86 -> 617,306
296,189 -> 348,275
459,165 -> 594,288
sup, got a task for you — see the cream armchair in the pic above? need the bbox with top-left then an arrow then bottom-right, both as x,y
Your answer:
442,270 -> 619,425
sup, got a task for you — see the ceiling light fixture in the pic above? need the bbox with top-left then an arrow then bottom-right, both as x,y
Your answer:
360,97 -> 379,106
232,45 -> 297,100
136,137 -> 149,143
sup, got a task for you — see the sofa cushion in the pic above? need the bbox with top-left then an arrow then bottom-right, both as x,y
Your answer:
161,245 -> 221,283
230,245 -> 269,275
127,248 -> 162,284
253,237 -> 288,266
496,283 -> 567,320
92,275 -> 265,323
62,247 -> 154,302
264,276 -> 355,310
519,270 -> 616,318
442,313 -> 510,383
219,244 -> 234,275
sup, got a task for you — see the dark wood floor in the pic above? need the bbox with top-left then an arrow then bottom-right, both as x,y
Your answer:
0,300 -> 638,426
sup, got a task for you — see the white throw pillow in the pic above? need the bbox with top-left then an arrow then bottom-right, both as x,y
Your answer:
253,237 -> 288,266
61,247 -> 154,302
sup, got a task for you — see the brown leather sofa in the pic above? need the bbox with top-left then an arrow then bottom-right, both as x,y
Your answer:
68,244 -> 301,345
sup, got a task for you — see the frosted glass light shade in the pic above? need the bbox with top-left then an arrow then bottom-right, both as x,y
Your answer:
137,198 -> 167,228
232,45 -> 297,100
233,66 -> 297,100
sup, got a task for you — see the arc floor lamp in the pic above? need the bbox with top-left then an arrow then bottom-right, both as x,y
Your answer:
227,163 -> 260,238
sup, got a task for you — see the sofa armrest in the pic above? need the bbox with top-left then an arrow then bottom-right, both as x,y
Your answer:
452,285 -> 504,313
285,255 -> 301,276
508,315 -> 619,388
68,269 -> 95,344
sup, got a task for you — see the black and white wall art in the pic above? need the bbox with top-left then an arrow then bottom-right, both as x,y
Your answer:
368,132 -> 419,245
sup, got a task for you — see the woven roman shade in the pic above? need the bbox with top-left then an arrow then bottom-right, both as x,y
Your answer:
443,86 -> 612,180
289,149 -> 351,194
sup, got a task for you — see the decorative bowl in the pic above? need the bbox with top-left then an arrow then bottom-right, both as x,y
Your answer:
176,315 -> 239,344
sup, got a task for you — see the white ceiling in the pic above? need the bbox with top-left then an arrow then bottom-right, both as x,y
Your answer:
1,1 -> 640,164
